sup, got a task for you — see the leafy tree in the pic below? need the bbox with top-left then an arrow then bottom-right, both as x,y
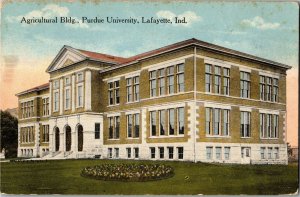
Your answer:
0,110 -> 18,158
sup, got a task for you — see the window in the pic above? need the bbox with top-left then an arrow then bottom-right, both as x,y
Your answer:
224,147 -> 230,160
150,111 -> 156,136
223,110 -> 230,136
115,81 -> 120,104
178,147 -> 184,159
133,76 -> 139,101
274,115 -> 279,138
159,110 -> 166,135
65,77 -> 70,85
168,109 -> 175,135
266,77 -> 272,101
134,148 -> 139,158
42,98 -> 49,116
268,147 -> 272,159
127,114 -> 133,138
108,148 -> 112,158
241,111 -> 250,137
168,147 -> 174,159
109,82 -> 114,105
240,71 -> 250,98
167,66 -> 174,94
158,69 -> 165,96
206,108 -> 230,136
260,147 -> 266,159
115,148 -> 119,159
77,85 -> 83,107
126,78 -> 132,102
54,91 -> 59,111
159,147 -> 164,159
134,114 -> 140,138
42,125 -> 49,142
214,66 -> 221,94
108,81 -> 120,105
223,68 -> 230,95
273,78 -> 279,102
216,147 -> 222,160
206,147 -> 213,160
260,76 -> 265,100
267,114 -> 272,138
205,64 -> 212,92
274,147 -> 279,159
115,116 -> 120,139
109,117 -> 113,139
54,80 -> 59,89
95,123 -> 100,139
260,113 -> 266,138
65,88 -> 70,109
178,107 -> 184,135
150,147 -> 156,159
213,109 -> 221,135
150,71 -> 157,97
77,73 -> 83,82
177,64 -> 184,92
126,148 -> 131,158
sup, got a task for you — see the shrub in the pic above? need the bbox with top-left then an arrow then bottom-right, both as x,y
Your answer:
81,163 -> 174,182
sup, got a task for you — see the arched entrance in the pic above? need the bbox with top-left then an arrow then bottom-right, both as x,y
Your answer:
77,125 -> 83,152
55,127 -> 60,151
65,125 -> 72,152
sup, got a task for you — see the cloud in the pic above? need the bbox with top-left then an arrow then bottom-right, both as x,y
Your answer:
6,4 -> 88,29
241,16 -> 280,30
156,10 -> 201,27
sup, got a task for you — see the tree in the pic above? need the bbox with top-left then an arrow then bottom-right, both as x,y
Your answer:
0,110 -> 18,158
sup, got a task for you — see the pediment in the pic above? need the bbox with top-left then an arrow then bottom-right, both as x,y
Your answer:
46,46 -> 86,72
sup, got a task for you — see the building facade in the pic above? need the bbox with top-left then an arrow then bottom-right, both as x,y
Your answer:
16,38 -> 290,164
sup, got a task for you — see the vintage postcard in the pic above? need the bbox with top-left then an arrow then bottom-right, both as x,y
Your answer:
0,0 -> 298,195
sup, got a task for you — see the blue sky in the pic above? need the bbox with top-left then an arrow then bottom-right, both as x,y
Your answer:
2,1 -> 298,67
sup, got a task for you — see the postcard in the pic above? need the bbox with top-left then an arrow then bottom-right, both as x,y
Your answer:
0,0 -> 298,195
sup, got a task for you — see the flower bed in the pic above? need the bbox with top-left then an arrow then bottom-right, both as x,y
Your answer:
81,163 -> 174,182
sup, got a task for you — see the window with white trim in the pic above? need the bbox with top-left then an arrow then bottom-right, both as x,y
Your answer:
54,91 -> 59,112
65,88 -> 70,109
126,78 -> 132,102
150,111 -> 156,136
178,147 -> 184,159
115,81 -> 120,104
214,66 -> 221,94
150,147 -> 155,159
177,64 -> 184,92
260,113 -> 278,139
224,147 -> 230,160
268,147 -> 272,159
95,123 -> 100,139
273,78 -> 279,102
126,148 -> 131,158
206,147 -> 213,160
223,68 -> 230,95
159,147 -> 164,159
168,147 -> 174,159
274,147 -> 279,159
167,66 -> 174,94
42,98 -> 49,116
108,116 -> 120,139
206,108 -> 230,136
260,76 -> 265,100
178,107 -> 185,135
77,72 -> 83,82
159,110 -> 166,135
108,81 -> 120,105
77,85 -> 83,107
240,71 -> 250,98
260,147 -> 266,159
115,148 -> 119,158
205,64 -> 212,93
241,111 -> 251,137
168,109 -> 175,135
158,69 -> 165,96
134,148 -> 139,158
150,71 -> 156,97
133,76 -> 139,101
216,147 -> 222,160
108,148 -> 112,158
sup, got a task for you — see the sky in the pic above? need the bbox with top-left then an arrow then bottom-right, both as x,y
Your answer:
0,1 -> 298,146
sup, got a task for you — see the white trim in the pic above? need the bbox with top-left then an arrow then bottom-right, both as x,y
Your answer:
239,67 -> 251,73
19,97 -> 37,103
64,87 -> 71,110
50,67 -> 100,81
53,90 -> 59,112
125,110 -> 141,115
76,82 -> 84,108
147,102 -> 185,111
259,109 -> 280,115
239,107 -> 252,112
107,112 -> 121,117
106,77 -> 120,83
259,71 -> 280,79
59,78 -> 64,115
204,102 -> 232,110
141,91 -> 194,101
103,70 -> 141,81
146,57 -> 188,71
204,58 -> 232,68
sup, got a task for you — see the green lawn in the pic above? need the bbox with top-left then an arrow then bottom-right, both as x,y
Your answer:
0,159 -> 298,195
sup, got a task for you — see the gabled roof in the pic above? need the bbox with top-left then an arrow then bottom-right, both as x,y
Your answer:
100,38 -> 292,73
78,49 -> 128,64
16,83 -> 49,96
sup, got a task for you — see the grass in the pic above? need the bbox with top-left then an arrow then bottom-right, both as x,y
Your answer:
0,159 -> 298,195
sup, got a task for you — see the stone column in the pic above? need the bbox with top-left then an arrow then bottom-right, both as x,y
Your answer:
59,78 -> 64,115
71,127 -> 76,152
72,74 -> 76,112
60,129 -> 65,152
85,70 -> 92,111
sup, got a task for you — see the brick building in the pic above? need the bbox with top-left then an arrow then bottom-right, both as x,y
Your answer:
16,38 -> 290,164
